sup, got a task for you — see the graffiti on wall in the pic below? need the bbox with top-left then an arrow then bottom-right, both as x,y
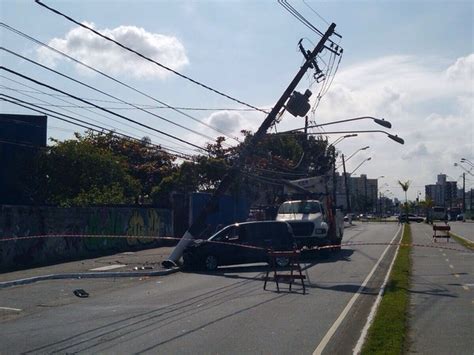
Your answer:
0,206 -> 173,270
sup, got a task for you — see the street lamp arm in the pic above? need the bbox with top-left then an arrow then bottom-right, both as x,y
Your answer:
307,116 -> 392,129
350,157 -> 372,175
306,130 -> 404,144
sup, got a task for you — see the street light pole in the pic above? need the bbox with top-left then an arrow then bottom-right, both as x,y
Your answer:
350,157 -> 372,175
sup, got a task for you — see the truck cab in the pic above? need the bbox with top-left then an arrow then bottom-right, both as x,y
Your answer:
276,199 -> 343,249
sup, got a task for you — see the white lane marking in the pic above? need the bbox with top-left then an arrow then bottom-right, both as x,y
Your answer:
449,265 -> 454,269
313,225 -> 402,355
353,228 -> 402,355
454,274 -> 460,278
462,285 -> 470,291
445,258 -> 449,262
442,253 -> 446,257
0,307 -> 22,312
89,264 -> 126,271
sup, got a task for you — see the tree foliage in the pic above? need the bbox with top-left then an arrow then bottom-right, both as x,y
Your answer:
33,135 -> 141,206
27,129 -> 334,207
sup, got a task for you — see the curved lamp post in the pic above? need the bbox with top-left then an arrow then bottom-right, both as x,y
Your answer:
454,162 -> 474,176
306,116 -> 392,130
331,133 -> 358,146
312,130 -> 404,144
350,157 -> 372,175
281,116 -> 393,135
461,158 -> 474,168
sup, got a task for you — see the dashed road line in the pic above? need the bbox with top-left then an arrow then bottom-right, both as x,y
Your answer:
449,264 -> 454,269
0,306 -> 22,312
454,274 -> 460,278
314,226 -> 402,355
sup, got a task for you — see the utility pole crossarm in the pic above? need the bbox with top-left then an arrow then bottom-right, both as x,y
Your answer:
162,23 -> 337,268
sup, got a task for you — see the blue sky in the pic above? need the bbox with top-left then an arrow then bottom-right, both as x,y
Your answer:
1,0 -> 473,200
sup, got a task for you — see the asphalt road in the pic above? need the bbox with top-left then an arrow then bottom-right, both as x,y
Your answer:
448,221 -> 474,242
0,223 -> 401,354
408,223 -> 473,354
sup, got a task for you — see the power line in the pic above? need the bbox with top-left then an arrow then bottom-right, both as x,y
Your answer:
0,66 -> 210,153
0,78 -> 200,151
1,47 -> 223,145
302,0 -> 330,26
1,95 -> 194,160
0,23 -> 243,140
33,1 -> 268,114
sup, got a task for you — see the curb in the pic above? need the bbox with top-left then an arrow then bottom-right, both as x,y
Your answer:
448,232 -> 474,250
0,267 -> 180,289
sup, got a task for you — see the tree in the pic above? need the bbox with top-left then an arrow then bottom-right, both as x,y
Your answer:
398,180 -> 411,223
151,131 -> 334,207
33,137 -> 140,206
79,131 -> 176,200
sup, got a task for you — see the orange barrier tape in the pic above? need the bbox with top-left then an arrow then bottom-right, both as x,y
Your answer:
0,234 -> 472,253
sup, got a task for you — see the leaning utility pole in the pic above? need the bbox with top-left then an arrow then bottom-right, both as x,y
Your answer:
163,23 -> 337,267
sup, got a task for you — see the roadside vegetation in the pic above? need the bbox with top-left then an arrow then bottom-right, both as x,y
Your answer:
16,130 -> 334,207
361,223 -> 412,355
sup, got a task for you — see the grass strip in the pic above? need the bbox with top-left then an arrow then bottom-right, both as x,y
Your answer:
361,223 -> 412,355
449,232 -> 474,250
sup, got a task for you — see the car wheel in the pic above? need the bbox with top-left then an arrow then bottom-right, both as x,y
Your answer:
204,255 -> 218,271
275,256 -> 290,267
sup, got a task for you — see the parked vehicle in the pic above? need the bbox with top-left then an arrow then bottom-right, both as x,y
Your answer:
431,206 -> 447,220
275,199 -> 344,249
398,213 -> 424,223
183,221 -> 295,271
456,213 -> 465,221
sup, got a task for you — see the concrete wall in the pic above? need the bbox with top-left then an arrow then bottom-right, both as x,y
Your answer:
0,205 -> 173,271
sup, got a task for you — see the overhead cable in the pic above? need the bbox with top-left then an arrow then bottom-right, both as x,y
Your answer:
0,66 -> 210,153
1,47 -> 222,144
0,23 -> 240,140
0,94 -> 194,160
0,77 -> 199,150
33,2 -> 268,114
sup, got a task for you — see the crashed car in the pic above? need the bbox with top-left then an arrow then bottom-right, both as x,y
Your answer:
183,221 -> 295,271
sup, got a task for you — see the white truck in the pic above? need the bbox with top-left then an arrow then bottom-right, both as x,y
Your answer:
276,199 -> 344,249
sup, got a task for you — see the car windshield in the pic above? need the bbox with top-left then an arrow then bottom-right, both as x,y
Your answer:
208,225 -> 237,242
278,201 -> 322,214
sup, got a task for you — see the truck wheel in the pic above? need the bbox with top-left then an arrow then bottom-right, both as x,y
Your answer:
204,255 -> 218,271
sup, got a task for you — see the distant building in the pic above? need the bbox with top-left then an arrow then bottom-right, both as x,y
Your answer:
425,173 -> 458,208
284,173 -> 380,213
0,114 -> 47,205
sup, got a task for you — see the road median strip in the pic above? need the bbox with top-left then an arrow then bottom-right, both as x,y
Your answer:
360,223 -> 412,355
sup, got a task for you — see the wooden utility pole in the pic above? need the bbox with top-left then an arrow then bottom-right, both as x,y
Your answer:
163,23 -> 337,267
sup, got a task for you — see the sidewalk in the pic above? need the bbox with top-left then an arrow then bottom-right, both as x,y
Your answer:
408,223 -> 473,354
0,246 -> 179,288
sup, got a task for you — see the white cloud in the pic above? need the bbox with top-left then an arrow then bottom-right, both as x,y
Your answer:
37,22 -> 189,79
298,53 -> 473,200
445,53 -> 474,82
401,143 -> 429,160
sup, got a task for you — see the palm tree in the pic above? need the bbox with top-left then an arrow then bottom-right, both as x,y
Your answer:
398,180 -> 411,223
